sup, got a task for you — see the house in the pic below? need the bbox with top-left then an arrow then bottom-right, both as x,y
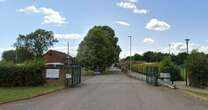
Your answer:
43,50 -> 74,83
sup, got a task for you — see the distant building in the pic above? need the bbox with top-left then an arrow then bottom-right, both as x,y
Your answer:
43,50 -> 74,83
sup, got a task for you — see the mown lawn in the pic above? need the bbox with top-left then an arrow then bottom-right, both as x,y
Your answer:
0,84 -> 64,103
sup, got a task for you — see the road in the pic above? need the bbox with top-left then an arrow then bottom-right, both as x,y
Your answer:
0,71 -> 208,110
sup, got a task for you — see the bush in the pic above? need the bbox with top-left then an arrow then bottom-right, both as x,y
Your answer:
131,63 -> 160,75
160,57 -> 181,81
186,50 -> 208,88
0,59 -> 46,87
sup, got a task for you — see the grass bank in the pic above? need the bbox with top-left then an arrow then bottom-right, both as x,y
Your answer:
183,88 -> 208,101
0,84 -> 64,104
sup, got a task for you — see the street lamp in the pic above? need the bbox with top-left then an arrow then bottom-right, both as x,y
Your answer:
128,36 -> 132,72
185,38 -> 190,86
185,39 -> 190,54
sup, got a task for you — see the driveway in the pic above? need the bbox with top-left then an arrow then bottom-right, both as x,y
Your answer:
0,71 -> 208,110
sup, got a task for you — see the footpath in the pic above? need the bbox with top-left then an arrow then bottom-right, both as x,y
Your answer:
127,71 -> 208,102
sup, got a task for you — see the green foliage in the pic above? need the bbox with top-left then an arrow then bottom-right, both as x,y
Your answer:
126,53 -> 143,61
131,63 -> 160,75
171,52 -> 187,65
0,59 -> 46,87
186,50 -> 208,88
2,50 -> 16,63
14,29 -> 58,57
160,57 -> 181,81
179,66 -> 186,81
2,48 -> 34,63
143,51 -> 168,62
77,26 -> 121,71
131,57 -> 182,81
0,84 -> 64,103
124,51 -> 189,66
16,47 -> 34,63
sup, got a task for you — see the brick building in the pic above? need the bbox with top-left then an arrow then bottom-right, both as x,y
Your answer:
43,50 -> 74,83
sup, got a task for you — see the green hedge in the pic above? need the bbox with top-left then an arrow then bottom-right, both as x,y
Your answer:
186,51 -> 208,88
131,61 -> 182,81
131,63 -> 160,75
0,60 -> 46,87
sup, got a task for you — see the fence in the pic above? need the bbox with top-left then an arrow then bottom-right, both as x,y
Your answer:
65,64 -> 82,88
145,66 -> 159,86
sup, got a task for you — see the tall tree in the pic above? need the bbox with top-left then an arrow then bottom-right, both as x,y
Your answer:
171,52 -> 187,65
77,26 -> 121,71
14,29 -> 58,57
143,51 -> 157,62
2,50 -> 16,63
2,48 -> 34,63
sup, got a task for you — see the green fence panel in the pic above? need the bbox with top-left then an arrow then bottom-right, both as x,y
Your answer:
146,66 -> 159,86
65,64 -> 81,88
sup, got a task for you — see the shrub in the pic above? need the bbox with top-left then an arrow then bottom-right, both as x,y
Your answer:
160,57 -> 181,81
131,63 -> 160,75
0,59 -> 46,87
186,50 -> 208,88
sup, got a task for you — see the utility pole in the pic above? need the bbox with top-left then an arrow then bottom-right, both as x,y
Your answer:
168,44 -> 171,55
185,39 -> 190,86
15,49 -> 18,64
128,36 -> 132,72
67,41 -> 70,65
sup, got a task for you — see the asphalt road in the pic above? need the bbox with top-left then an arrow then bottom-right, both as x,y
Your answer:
1,71 -> 208,110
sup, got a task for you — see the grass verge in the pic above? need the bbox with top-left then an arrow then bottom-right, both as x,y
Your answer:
0,84 -> 64,104
183,89 -> 208,101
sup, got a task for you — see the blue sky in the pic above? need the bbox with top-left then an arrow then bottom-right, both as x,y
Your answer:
0,0 -> 208,58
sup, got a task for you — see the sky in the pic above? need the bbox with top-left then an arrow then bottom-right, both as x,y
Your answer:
0,0 -> 208,58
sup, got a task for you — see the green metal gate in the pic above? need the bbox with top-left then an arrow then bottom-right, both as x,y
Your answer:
146,66 -> 159,86
65,64 -> 81,88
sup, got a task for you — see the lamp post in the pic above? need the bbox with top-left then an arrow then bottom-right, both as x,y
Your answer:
128,36 -> 132,72
185,39 -> 190,86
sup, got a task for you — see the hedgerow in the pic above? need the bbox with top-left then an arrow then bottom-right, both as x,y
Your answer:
0,59 -> 46,87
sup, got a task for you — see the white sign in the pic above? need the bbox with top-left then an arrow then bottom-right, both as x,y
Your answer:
66,74 -> 72,79
46,69 -> 59,78
160,73 -> 170,78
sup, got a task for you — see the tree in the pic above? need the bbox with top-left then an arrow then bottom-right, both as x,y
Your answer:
125,53 -> 143,61
143,51 -> 158,62
2,48 -> 34,63
160,57 -> 181,81
171,52 -> 187,65
2,50 -> 16,63
186,50 -> 208,87
14,29 -> 58,57
77,26 -> 121,71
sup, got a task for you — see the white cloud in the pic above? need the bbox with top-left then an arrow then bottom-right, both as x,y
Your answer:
198,46 -> 208,53
143,38 -> 154,44
54,33 -> 82,40
17,5 -> 66,25
116,0 -> 148,15
17,5 -> 39,13
159,42 -> 208,54
133,8 -> 148,14
120,50 -> 144,59
117,2 -> 137,9
124,0 -> 138,3
146,18 -> 171,31
116,21 -> 130,26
